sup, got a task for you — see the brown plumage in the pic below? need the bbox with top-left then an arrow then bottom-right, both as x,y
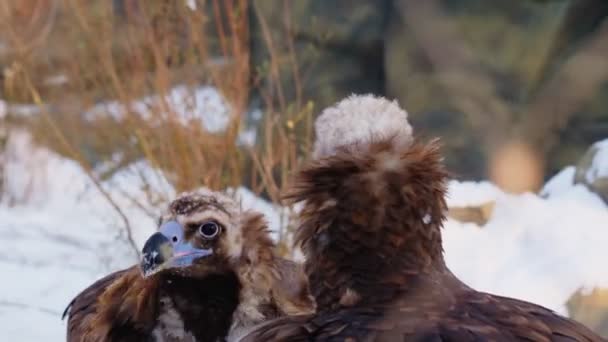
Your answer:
240,95 -> 604,342
63,188 -> 313,342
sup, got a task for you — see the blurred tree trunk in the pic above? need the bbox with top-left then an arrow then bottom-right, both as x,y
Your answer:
531,0 -> 608,94
518,17 -> 608,172
395,0 -> 608,192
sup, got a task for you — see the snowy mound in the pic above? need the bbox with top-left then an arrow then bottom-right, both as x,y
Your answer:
444,179 -> 608,315
579,139 -> 608,184
1,131 -> 148,340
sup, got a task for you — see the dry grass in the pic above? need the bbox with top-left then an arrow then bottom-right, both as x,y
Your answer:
0,0 -> 313,257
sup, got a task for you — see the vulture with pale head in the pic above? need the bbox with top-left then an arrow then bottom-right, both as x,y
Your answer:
63,188 -> 313,342
240,95 -> 603,341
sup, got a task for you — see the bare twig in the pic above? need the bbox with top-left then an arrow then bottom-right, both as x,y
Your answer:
22,72 -> 141,259
0,300 -> 62,316
252,0 -> 287,112
283,0 -> 302,110
0,0 -> 59,55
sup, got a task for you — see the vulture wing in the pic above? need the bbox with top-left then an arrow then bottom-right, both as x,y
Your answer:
242,292 -> 604,342
63,266 -> 152,341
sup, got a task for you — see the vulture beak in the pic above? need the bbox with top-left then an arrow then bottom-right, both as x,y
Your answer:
140,220 -> 213,278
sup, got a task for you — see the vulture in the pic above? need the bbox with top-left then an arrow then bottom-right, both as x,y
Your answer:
241,95 -> 604,341
63,188 -> 313,342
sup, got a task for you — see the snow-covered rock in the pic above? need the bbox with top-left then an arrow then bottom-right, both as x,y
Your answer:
574,139 -> 608,203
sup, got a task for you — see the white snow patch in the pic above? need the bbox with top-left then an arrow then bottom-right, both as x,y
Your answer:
237,128 -> 257,147
43,74 -> 69,86
8,104 -> 41,117
541,166 -> 575,197
184,0 -> 197,10
586,139 -> 608,183
0,131 -> 176,341
3,130 -> 87,207
444,180 -> 608,315
0,100 -> 6,119
540,166 -> 606,209
0,101 -> 40,118
84,85 -> 231,133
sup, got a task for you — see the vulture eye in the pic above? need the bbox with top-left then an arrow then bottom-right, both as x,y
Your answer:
198,221 -> 220,239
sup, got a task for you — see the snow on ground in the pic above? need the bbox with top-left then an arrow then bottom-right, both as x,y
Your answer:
82,84 -> 260,146
540,166 -> 577,198
0,99 -> 6,119
444,178 -> 608,315
84,85 -> 231,133
0,131 -> 156,340
0,131 -> 283,341
184,0 -> 197,10
445,165 -> 608,315
584,139 -> 608,182
2,129 -> 608,340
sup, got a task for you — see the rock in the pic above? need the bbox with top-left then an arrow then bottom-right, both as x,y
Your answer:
447,201 -> 496,226
574,140 -> 608,204
566,287 -> 608,338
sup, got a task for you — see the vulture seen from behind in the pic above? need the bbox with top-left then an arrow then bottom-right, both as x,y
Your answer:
63,188 -> 313,342
241,95 -> 604,341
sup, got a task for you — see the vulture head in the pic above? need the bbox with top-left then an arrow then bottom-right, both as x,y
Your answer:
286,94 -> 448,310
143,188 -> 314,336
65,188 -> 313,342
141,188 -> 266,280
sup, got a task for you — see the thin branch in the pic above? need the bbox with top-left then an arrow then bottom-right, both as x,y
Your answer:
0,0 -> 59,55
252,0 -> 287,112
0,300 -> 62,316
22,72 -> 141,260
283,0 -> 302,110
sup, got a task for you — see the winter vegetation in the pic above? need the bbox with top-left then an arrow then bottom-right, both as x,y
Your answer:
1,0 -> 608,340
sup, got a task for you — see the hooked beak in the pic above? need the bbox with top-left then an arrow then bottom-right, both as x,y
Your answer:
140,221 -> 213,278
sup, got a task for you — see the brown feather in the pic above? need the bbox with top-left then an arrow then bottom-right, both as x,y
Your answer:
65,265 -> 241,342
242,136 -> 604,341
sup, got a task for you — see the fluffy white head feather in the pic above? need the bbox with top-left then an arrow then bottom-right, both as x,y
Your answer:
313,94 -> 413,158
